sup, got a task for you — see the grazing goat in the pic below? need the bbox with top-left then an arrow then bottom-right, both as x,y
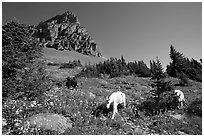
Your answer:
106,91 -> 126,119
174,90 -> 185,109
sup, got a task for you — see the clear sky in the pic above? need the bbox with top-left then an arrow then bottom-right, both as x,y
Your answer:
2,2 -> 202,69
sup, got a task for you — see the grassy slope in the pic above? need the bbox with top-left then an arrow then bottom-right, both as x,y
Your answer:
3,63 -> 202,135
42,47 -> 106,65
42,49 -> 202,134
45,63 -> 202,135
3,47 -> 201,135
75,76 -> 202,135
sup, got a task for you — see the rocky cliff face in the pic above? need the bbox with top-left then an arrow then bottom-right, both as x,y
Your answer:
34,11 -> 102,57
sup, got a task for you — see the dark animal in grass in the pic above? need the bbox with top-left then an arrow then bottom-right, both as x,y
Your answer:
65,76 -> 78,89
91,102 -> 124,118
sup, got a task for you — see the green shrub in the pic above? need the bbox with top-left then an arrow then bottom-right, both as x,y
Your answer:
77,65 -> 100,78
186,98 -> 202,117
59,60 -> 82,69
47,62 -> 60,66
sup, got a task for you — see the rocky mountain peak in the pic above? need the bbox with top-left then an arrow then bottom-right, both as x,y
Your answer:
50,11 -> 79,24
34,11 -> 102,57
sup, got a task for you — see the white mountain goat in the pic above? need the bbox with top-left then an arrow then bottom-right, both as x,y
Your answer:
106,91 -> 126,119
175,90 -> 185,109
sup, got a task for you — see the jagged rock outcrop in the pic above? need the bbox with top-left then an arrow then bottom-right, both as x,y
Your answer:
34,11 -> 102,57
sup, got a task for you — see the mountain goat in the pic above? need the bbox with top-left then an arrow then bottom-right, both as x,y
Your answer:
175,90 -> 185,109
106,91 -> 126,119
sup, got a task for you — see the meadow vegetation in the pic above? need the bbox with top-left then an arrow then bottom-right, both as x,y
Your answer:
2,21 -> 202,135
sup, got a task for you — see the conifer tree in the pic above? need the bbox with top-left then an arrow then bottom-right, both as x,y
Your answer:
2,21 -> 50,100
167,45 -> 185,77
150,57 -> 173,111
118,55 -> 129,75
109,57 -> 120,78
127,62 -> 135,74
167,45 -> 202,82
120,55 -> 127,70
150,60 -> 157,77
137,60 -> 151,77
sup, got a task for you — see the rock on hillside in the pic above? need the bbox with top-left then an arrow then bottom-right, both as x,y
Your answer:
22,113 -> 72,134
34,11 -> 102,57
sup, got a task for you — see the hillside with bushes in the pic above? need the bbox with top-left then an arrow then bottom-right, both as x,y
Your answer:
2,11 -> 202,135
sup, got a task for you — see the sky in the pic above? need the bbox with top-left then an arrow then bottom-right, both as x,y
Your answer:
2,2 -> 202,69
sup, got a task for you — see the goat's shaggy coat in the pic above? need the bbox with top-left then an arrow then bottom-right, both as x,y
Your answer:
175,90 -> 185,109
106,91 -> 126,119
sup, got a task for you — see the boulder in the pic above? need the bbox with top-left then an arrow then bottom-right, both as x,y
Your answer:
22,113 -> 72,134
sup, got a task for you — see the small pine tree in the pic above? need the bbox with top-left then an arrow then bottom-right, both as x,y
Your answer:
150,57 -> 173,112
150,58 -> 165,80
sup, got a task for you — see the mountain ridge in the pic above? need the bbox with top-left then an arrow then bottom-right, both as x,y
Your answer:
34,11 -> 103,58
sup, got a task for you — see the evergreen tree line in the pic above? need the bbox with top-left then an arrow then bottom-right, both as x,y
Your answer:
47,60 -> 82,69
58,60 -> 82,69
79,45 -> 202,83
78,56 -> 151,78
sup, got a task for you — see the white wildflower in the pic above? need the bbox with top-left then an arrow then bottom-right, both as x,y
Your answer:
14,122 -> 21,127
50,102 -> 54,106
30,101 -> 37,107
2,118 -> 7,126
16,109 -> 20,114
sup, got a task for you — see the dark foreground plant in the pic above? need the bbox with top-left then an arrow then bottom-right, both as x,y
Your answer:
186,98 -> 202,117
